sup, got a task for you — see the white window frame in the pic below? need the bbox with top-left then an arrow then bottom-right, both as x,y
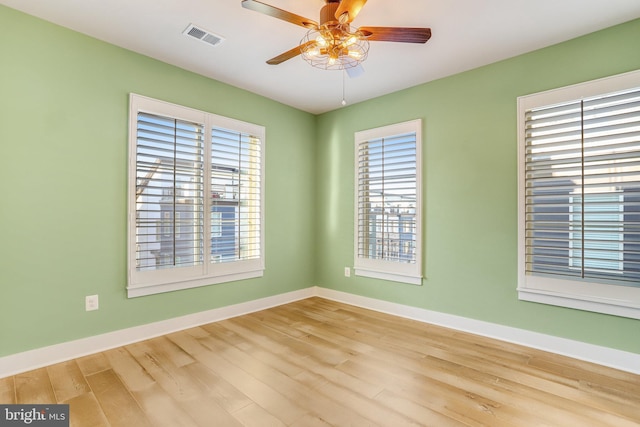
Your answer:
128,94 -> 265,297
354,119 -> 423,285
517,70 -> 640,319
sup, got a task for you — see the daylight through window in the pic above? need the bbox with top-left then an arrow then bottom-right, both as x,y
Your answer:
355,119 -> 422,285
518,70 -> 640,319
128,94 -> 264,297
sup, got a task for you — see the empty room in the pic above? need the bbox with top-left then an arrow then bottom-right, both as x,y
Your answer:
1,0 -> 639,425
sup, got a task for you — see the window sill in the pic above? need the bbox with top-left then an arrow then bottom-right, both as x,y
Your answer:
127,269 -> 264,298
518,282 -> 640,320
355,268 -> 422,285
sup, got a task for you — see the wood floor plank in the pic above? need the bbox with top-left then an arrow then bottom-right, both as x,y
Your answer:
65,392 -> 109,427
342,338 -> 555,425
279,302 -> 450,362
125,337 -> 243,427
413,354 -> 599,426
338,355 -> 521,427
217,315 -> 352,367
426,349 -> 640,426
168,330 -> 309,425
1,297 -> 638,426
47,360 -> 91,403
241,315 -> 382,400
317,301 -> 640,423
374,388 -> 471,427
181,361 -> 253,414
207,320 -> 307,378
102,347 -> 156,393
148,335 -> 195,368
0,376 -> 15,403
324,304 -> 640,423
183,326 -> 213,339
320,302 -> 636,426
230,402 -> 287,427
196,333 -> 369,426
125,338 -> 203,401
226,314 -> 385,399
75,353 -> 111,376
15,368 -> 56,404
528,354 -> 640,402
245,308 -> 310,339
131,384 -> 200,427
204,321 -> 394,426
312,376 -> 423,426
288,413 -> 334,427
205,322 -> 391,426
86,369 -> 152,427
106,345 -> 208,426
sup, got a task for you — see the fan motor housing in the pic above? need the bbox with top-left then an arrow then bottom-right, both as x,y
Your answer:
320,1 -> 341,25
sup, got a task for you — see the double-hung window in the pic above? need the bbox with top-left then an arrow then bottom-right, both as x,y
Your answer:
517,70 -> 640,319
128,94 -> 264,297
355,119 -> 422,285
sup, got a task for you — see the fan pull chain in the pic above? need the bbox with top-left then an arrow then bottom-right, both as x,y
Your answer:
341,71 -> 347,106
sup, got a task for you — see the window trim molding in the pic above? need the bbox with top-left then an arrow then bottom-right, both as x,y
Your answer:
127,94 -> 265,298
517,69 -> 640,319
353,119 -> 423,285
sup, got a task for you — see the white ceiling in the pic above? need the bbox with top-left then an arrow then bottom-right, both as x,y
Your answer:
3,0 -> 640,114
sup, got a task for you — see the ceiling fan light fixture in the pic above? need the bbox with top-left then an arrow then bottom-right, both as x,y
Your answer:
300,24 -> 369,71
242,0 -> 431,68
315,35 -> 329,47
344,35 -> 359,47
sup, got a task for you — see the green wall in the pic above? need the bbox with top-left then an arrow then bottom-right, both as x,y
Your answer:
1,4 -> 639,359
0,5 -> 316,357
315,18 -> 640,354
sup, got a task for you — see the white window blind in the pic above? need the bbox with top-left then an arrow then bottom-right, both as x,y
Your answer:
354,120 -> 422,285
524,89 -> 640,284
518,69 -> 640,319
135,112 -> 205,271
128,94 -> 265,297
211,127 -> 262,263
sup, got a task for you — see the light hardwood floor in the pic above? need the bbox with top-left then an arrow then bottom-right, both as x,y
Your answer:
1,297 -> 639,426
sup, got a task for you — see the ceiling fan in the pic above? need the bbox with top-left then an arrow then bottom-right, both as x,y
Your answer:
241,0 -> 431,74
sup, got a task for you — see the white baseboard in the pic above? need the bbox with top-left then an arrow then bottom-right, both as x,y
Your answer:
315,287 -> 640,375
1,286 -> 638,378
0,287 -> 315,378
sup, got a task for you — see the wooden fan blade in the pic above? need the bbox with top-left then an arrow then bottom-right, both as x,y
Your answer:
266,41 -> 316,65
359,27 -> 432,43
335,0 -> 367,23
242,0 -> 317,29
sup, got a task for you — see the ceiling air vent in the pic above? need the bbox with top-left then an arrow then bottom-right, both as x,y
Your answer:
183,24 -> 224,47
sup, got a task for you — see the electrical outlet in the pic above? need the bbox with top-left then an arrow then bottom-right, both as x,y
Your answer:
85,295 -> 99,311
344,267 -> 351,277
